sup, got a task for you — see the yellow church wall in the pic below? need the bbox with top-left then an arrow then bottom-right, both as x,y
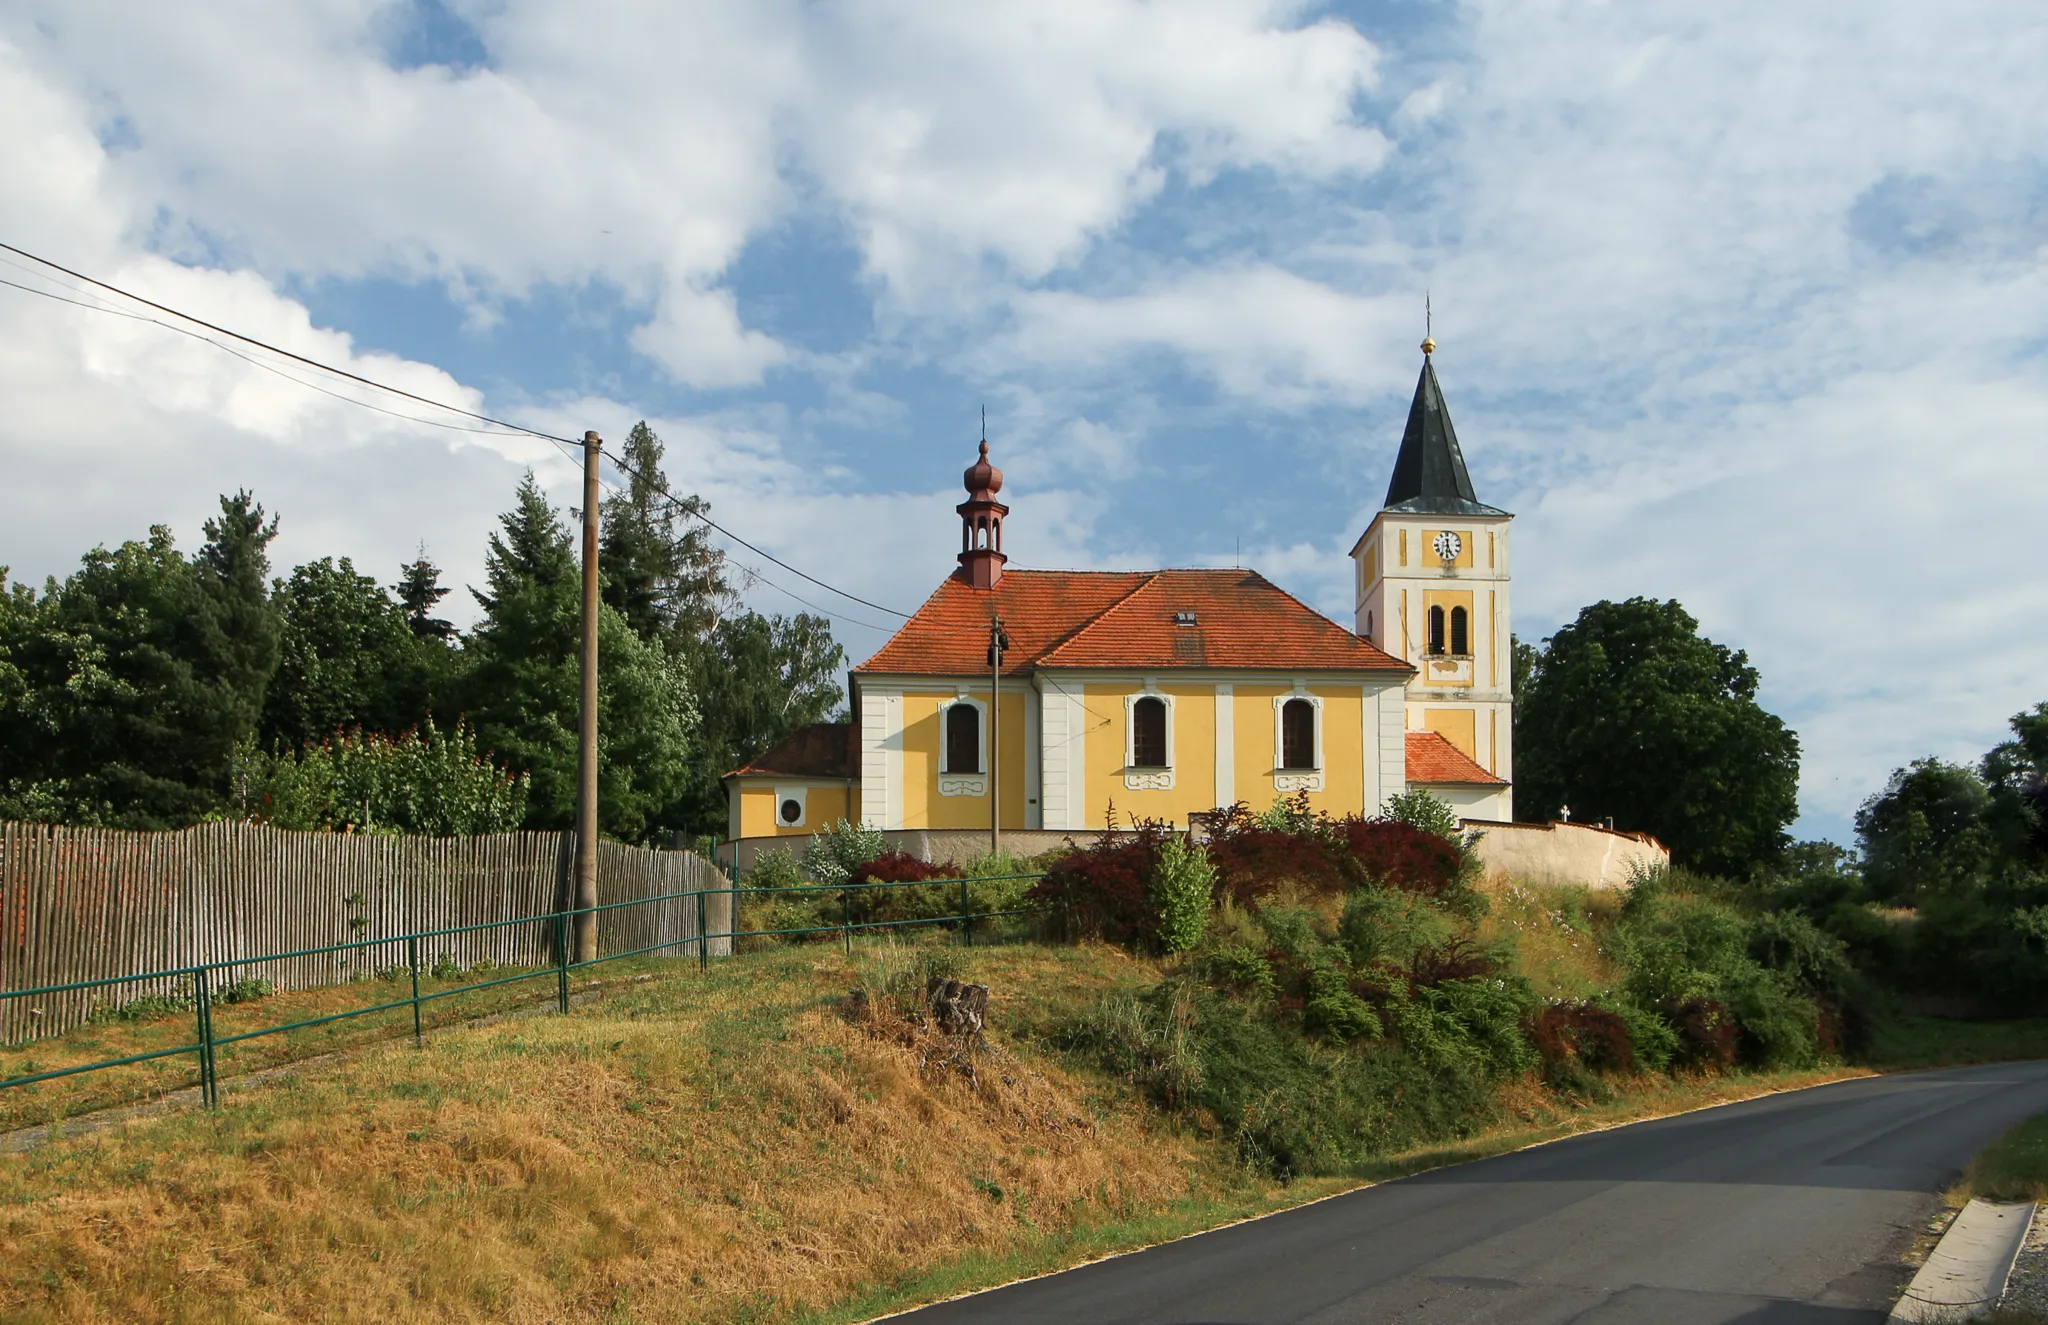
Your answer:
1230,685 -> 1366,814
734,781 -> 855,838
896,689 -> 1030,830
1078,682 -> 1218,827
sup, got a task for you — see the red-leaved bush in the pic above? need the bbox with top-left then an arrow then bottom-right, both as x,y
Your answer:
1529,1003 -> 1636,1074
1333,819 -> 1467,897
1669,998 -> 1739,1068
854,851 -> 944,884
1029,798 -> 1474,951
1199,803 -> 1347,903
1026,821 -> 1169,945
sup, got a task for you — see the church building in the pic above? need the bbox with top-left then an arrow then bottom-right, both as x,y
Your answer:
725,337 -> 1513,844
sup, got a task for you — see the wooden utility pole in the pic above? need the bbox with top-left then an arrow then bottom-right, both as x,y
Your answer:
574,429 -> 602,962
987,618 -> 1008,855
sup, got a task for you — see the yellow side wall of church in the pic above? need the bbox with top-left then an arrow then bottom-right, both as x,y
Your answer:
735,782 -> 855,838
1070,682 -> 1368,826
1080,683 -> 1218,827
1230,685 -> 1366,814
897,690 -> 1030,830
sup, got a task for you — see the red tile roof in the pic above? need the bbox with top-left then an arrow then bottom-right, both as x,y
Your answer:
726,722 -> 859,780
855,569 -> 1411,677
1405,730 -> 1507,786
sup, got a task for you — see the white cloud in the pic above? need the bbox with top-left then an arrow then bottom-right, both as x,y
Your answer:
5,0 -> 2047,847
1002,266 -> 1415,406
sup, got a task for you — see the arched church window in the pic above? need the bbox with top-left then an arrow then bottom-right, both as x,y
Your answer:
1365,611 -> 1374,643
1280,698 -> 1317,770
1428,606 -> 1446,656
1130,696 -> 1168,769
1450,606 -> 1469,657
944,702 -> 981,774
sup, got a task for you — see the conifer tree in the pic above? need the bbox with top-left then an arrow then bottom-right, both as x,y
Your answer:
196,490 -> 282,753
394,547 -> 456,642
459,472 -> 695,841
598,421 -> 729,649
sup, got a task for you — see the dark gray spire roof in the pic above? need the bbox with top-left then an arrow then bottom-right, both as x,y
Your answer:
1381,358 -> 1509,517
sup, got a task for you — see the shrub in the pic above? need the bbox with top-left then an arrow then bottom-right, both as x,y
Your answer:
229,719 -> 528,836
1594,994 -> 1679,1073
215,977 -> 274,1005
1338,888 -> 1456,974
746,848 -> 804,889
1201,943 -> 1279,998
1387,788 -> 1463,842
803,819 -> 888,886
1303,967 -> 1381,1040
1334,818 -> 1470,899
1391,976 -> 1539,1077
1202,801 -> 1346,903
1529,1002 -> 1636,1077
1027,821 -> 1168,944
1152,835 -> 1216,954
853,851 -> 944,884
1746,910 -> 1852,998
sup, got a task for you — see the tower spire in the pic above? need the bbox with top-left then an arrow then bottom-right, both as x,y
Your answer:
1380,351 -> 1508,517
956,435 -> 1009,589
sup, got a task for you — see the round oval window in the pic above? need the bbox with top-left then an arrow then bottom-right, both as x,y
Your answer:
779,798 -> 803,825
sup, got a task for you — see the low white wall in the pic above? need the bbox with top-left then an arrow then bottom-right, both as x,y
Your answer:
727,828 -> 1127,876
730,818 -> 1670,892
1463,819 -> 1669,890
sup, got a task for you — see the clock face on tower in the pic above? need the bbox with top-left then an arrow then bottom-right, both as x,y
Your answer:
1433,530 -> 1463,563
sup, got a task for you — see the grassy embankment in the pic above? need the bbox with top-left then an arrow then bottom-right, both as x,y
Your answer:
0,955 -> 694,1133
5,879 -> 2048,1324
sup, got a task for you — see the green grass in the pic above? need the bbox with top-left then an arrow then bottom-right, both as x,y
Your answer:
1962,1113 -> 2048,1203
1861,1016 -> 2048,1071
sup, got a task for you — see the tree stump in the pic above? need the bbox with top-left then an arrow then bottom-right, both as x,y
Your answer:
926,977 -> 990,1038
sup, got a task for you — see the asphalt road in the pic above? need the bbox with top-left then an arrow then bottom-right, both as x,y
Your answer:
890,1061 -> 2048,1325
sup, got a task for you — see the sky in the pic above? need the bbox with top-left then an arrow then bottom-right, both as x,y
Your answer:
2,1 -> 2043,846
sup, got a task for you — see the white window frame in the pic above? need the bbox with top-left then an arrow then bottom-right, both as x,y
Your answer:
1124,681 -> 1175,790
773,785 -> 809,828
938,693 -> 989,796
1272,685 -> 1325,792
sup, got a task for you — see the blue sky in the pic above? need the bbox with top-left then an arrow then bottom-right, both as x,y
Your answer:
2,1 -> 2044,845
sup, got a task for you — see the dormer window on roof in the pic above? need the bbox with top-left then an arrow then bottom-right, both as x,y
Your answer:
1174,610 -> 1197,627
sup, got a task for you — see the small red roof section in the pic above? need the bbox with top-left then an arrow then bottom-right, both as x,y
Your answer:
857,569 -> 1409,677
725,722 -> 858,781
1405,730 -> 1507,786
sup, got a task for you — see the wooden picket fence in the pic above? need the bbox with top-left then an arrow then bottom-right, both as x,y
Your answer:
0,820 -> 731,1044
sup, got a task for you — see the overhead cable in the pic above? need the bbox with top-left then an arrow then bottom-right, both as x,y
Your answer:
0,238 -> 913,620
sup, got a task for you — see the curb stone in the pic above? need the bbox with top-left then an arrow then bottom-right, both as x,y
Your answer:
1890,1199 -> 2036,1322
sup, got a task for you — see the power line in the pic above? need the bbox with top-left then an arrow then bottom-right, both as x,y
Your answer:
0,238 -> 914,620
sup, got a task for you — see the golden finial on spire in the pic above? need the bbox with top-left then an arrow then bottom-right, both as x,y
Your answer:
1421,292 -> 1435,356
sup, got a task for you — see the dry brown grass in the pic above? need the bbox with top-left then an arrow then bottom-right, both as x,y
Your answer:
0,960 -> 688,1132
0,941 -> 1234,1325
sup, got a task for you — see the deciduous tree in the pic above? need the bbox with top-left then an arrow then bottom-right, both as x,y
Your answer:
1514,597 -> 1799,877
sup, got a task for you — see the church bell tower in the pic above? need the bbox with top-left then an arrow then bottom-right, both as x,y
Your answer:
1350,333 -> 1515,808
956,440 -> 1008,589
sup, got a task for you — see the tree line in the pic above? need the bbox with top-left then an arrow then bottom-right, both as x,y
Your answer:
1512,595 -> 2048,1011
0,422 -> 844,842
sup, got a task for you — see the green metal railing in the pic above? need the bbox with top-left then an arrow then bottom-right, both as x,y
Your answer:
0,872 -> 1042,1107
